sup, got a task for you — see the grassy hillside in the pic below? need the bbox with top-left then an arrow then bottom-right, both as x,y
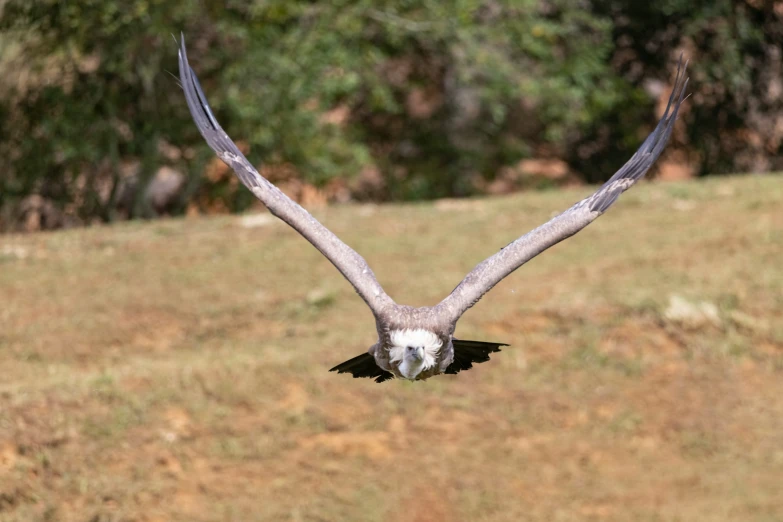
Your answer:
1,175 -> 781,521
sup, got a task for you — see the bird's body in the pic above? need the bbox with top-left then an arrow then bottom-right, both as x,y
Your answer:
374,306 -> 452,379
177,36 -> 689,383
336,303 -> 507,382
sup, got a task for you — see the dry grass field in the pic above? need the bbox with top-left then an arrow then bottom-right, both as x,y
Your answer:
1,175 -> 782,521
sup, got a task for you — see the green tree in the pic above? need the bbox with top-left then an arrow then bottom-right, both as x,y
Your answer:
0,0 -> 627,227
592,0 -> 783,176
2,0 -> 778,231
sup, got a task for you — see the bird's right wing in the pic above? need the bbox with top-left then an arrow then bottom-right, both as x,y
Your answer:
435,58 -> 689,323
330,352 -> 395,383
178,37 -> 394,316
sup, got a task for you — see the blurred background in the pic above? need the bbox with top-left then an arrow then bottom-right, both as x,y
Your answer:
0,0 -> 781,232
1,2 -> 782,522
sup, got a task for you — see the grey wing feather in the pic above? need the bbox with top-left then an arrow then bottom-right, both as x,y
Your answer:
177,36 -> 394,316
436,58 -> 690,322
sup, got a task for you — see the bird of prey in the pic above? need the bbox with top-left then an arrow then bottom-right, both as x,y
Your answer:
177,38 -> 689,383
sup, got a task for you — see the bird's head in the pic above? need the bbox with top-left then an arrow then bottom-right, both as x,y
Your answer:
388,329 -> 442,380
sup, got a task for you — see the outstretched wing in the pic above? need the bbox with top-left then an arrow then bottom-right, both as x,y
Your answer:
330,352 -> 395,383
436,58 -> 689,322
444,339 -> 508,375
178,37 -> 394,316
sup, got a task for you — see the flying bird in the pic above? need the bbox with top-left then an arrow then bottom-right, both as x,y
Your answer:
177,37 -> 689,383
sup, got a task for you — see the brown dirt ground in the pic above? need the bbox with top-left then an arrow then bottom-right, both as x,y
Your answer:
1,175 -> 782,521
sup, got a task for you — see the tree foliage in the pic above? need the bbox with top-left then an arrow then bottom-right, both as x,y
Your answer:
0,0 -> 779,230
592,0 -> 783,176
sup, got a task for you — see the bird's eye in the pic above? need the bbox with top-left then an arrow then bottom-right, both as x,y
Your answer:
407,346 -> 414,351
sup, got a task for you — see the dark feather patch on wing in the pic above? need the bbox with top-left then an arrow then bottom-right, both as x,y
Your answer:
445,339 -> 508,375
330,353 -> 394,383
587,55 -> 689,213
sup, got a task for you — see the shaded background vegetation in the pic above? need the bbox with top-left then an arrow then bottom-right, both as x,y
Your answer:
0,0 -> 781,231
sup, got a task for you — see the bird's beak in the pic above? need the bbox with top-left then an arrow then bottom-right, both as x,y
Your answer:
412,347 -> 425,362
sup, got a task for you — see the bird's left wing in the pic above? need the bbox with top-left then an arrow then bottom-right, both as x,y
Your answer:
435,58 -> 689,322
444,339 -> 508,375
178,37 -> 394,316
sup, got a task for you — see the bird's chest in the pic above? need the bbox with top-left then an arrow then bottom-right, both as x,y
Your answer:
412,364 -> 444,381
397,358 -> 426,379
388,345 -> 453,381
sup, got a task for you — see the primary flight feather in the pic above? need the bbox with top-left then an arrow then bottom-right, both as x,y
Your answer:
178,36 -> 688,383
